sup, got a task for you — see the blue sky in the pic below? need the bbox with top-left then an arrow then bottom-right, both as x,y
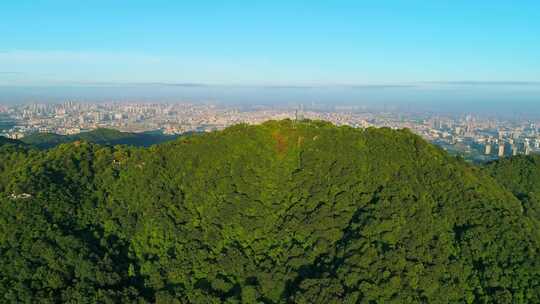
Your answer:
1,0 -> 539,86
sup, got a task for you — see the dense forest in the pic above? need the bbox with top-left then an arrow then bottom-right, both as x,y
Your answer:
0,120 -> 539,303
20,128 -> 178,149
484,155 -> 540,233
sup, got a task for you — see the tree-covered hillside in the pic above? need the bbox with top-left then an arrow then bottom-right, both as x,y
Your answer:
0,120 -> 539,303
484,155 -> 540,229
20,128 -> 177,149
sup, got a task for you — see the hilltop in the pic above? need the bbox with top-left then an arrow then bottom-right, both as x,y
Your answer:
0,120 -> 538,303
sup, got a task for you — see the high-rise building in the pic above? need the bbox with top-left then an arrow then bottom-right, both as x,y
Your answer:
498,143 -> 505,157
525,140 -> 531,155
512,144 -> 518,156
485,144 -> 492,155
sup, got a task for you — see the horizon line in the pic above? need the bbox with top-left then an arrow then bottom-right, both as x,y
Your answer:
2,80 -> 540,89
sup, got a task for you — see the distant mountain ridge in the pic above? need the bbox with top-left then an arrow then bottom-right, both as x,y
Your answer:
0,136 -> 25,147
19,128 -> 178,149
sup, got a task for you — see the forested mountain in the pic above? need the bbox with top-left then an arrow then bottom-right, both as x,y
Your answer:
0,120 -> 539,303
20,128 -> 178,149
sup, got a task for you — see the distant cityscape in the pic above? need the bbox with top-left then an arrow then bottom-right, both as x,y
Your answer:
1,101 -> 539,162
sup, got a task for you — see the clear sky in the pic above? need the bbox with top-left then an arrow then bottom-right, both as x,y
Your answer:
1,0 -> 539,86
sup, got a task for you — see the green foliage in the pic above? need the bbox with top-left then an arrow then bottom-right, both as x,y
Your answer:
484,155 -> 540,229
0,120 -> 539,303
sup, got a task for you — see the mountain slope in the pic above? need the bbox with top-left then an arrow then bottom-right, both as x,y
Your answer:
485,155 -> 540,199
0,120 -> 539,303
485,155 -> 540,227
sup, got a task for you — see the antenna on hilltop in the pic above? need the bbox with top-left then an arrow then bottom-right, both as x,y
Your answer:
297,104 -> 304,121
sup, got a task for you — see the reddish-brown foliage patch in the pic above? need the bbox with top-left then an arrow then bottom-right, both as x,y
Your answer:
272,131 -> 289,155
